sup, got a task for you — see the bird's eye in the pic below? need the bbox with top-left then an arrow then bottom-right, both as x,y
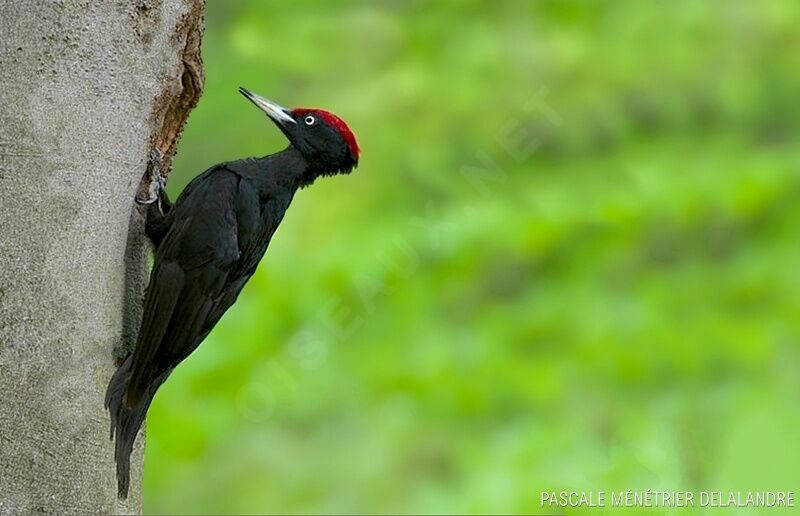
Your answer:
304,115 -> 316,126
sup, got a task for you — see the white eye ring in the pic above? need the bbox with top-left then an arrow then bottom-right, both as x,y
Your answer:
304,115 -> 316,126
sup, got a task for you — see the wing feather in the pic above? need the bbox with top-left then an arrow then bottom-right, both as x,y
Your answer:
124,171 -> 243,405
125,261 -> 185,406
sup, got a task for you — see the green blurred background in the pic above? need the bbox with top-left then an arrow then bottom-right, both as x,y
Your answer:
144,1 -> 800,513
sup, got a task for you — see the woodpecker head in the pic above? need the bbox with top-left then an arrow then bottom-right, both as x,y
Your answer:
239,87 -> 360,177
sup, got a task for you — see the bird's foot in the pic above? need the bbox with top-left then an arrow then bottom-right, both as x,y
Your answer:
136,148 -> 165,205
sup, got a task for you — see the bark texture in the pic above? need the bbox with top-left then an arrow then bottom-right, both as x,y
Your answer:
0,1 -> 203,513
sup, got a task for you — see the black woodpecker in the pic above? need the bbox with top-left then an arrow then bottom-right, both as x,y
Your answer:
106,88 -> 360,498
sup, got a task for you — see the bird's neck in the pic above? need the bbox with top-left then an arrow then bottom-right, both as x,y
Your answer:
250,146 -> 323,193
241,147 -> 305,196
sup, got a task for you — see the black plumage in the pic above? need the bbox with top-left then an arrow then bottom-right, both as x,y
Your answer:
106,89 -> 359,498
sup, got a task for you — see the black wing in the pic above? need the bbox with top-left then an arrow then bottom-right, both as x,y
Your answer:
125,167 -> 254,406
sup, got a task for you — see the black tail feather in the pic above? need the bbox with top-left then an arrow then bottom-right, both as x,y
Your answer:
105,355 -> 169,499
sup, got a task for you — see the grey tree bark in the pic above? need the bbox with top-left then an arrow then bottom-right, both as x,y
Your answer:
0,1 -> 203,513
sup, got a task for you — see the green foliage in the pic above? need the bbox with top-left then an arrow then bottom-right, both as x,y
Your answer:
145,1 -> 800,513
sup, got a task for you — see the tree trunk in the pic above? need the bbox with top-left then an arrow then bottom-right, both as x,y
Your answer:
0,1 -> 203,512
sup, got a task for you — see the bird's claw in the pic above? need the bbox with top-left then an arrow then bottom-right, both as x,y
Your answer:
136,148 -> 166,205
148,148 -> 163,169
